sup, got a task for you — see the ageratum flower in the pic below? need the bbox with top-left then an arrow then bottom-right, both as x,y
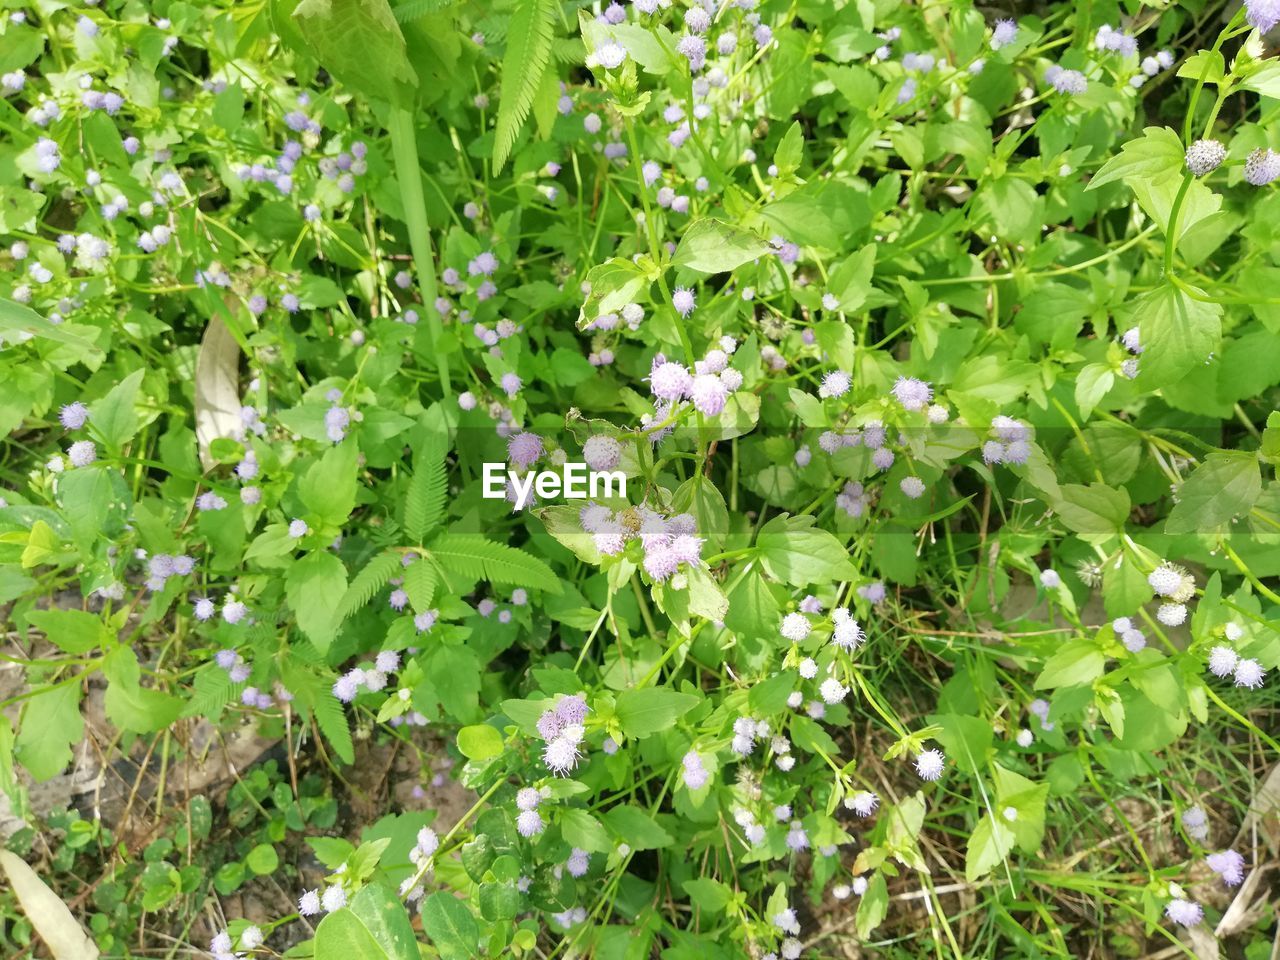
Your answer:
915,748 -> 946,780
1185,139 -> 1226,177
1207,645 -> 1238,677
1246,0 -> 1280,33
892,376 -> 933,411
1164,898 -> 1203,927
1205,849 -> 1246,886
1244,147 -> 1280,186
991,19 -> 1017,49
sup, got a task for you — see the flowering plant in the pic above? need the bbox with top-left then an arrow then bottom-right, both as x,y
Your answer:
1,0 -> 1278,958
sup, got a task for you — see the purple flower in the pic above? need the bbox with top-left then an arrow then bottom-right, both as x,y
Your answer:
891,376 -> 933,411
500,373 -> 522,397
1246,0 -> 1280,31
1045,65 -> 1087,95
1244,147 -> 1280,186
67,440 -> 97,467
196,492 -> 227,511
1164,898 -> 1203,927
1206,849 -> 1246,886
649,361 -> 693,401
59,402 -> 89,430
819,371 -> 851,398
194,598 -> 216,620
690,374 -> 727,415
677,34 -> 706,71
288,518 -> 309,538
507,432 -> 544,468
991,19 -> 1018,49
1186,139 -> 1226,177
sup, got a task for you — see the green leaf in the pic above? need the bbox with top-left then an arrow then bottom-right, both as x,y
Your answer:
403,559 -> 438,613
855,872 -> 888,937
671,219 -> 769,274
1165,452 -> 1262,534
293,0 -> 417,107
246,843 -> 279,875
421,891 -> 479,960
90,369 -> 145,450
287,552 -> 349,653
1035,640 -> 1106,690
0,298 -> 97,348
314,883 -> 420,960
102,647 -> 183,734
1087,126 -> 1183,191
577,258 -> 651,329
1132,283 -> 1221,388
603,805 -> 673,850
773,120 -> 804,176
965,814 -> 1015,881
429,533 -> 560,593
1053,483 -> 1130,535
336,549 -> 403,622
493,0 -> 556,171
682,877 -> 732,913
756,514 -> 857,586
15,683 -> 83,782
826,244 -> 876,312
404,434 -> 448,542
614,687 -> 699,738
560,808 -> 612,852
300,441 -> 359,527
456,724 -> 504,760
26,609 -> 109,654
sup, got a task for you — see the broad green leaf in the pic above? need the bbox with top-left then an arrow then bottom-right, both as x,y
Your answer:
1165,452 -> 1262,534
965,814 -> 1015,881
293,0 -> 417,107
672,219 -> 769,274
1132,283 -> 1221,388
15,683 -> 83,782
1035,640 -> 1106,690
314,884 -> 419,960
1087,126 -> 1183,191
603,805 -> 673,850
756,514 -> 857,586
90,369 -> 145,450
287,551 -> 349,653
577,258 -> 651,328
299,441 -> 359,527
456,724 -> 504,760
614,687 -> 699,738
1054,483 -> 1130,536
102,647 -> 183,734
420,892 -> 479,960
26,609 -> 109,654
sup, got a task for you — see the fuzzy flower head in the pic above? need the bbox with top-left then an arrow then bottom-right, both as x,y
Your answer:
892,376 -> 933,411
1233,658 -> 1266,689
690,374 -> 728,416
59,402 -> 89,430
819,370 -> 851,399
1246,0 -> 1280,33
1207,645 -> 1239,677
672,287 -> 696,317
1186,139 -> 1226,177
649,360 -> 693,401
915,748 -> 946,781
507,432 -> 544,468
1164,898 -> 1203,927
780,612 -> 811,642
1206,849 -> 1246,886
991,18 -> 1018,49
1244,147 -> 1280,186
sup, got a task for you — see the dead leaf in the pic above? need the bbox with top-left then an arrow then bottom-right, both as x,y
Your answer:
194,316 -> 241,471
0,850 -> 100,959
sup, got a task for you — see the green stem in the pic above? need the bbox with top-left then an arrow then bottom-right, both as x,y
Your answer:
388,107 -> 452,397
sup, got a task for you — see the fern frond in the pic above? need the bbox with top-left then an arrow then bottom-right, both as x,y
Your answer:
181,665 -> 236,719
428,533 -> 561,593
312,692 -> 355,764
403,435 -> 448,542
392,0 -> 460,23
404,559 -> 439,612
282,660 -> 355,765
335,548 -> 403,622
493,0 -> 556,172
